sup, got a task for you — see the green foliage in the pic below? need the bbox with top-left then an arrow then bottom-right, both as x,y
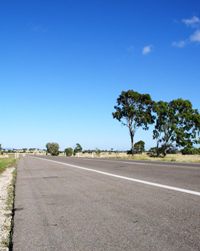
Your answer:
134,140 -> 145,153
29,148 -> 36,152
46,142 -> 59,156
22,148 -> 27,153
95,148 -> 101,156
74,143 -> 82,155
153,99 -> 200,157
113,90 -> 154,154
64,147 -> 73,156
82,149 -> 93,153
147,146 -> 177,157
147,147 -> 161,157
181,147 -> 200,155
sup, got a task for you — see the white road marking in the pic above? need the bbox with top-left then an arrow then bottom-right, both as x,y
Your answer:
33,157 -> 200,197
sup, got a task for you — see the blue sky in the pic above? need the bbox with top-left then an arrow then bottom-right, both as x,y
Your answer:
0,0 -> 200,150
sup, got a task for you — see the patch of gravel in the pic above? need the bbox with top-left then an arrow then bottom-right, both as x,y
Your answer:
0,167 -> 15,251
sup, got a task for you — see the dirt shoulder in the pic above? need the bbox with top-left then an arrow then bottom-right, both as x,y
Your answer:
0,167 -> 16,251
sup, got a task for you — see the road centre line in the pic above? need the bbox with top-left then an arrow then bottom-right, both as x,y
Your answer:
33,157 -> 200,197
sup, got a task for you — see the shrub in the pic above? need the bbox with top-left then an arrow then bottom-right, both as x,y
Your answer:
46,142 -> 59,156
64,148 -> 73,157
181,147 -> 200,155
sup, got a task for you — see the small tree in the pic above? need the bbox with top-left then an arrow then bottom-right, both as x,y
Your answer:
46,142 -> 59,156
64,147 -> 73,156
134,140 -> 145,154
74,143 -> 82,155
95,148 -> 101,156
113,90 -> 154,155
22,148 -> 27,153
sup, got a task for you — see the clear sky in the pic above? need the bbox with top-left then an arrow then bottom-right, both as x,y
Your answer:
1,0 -> 200,150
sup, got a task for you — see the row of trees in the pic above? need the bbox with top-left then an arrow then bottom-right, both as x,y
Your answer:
113,90 -> 200,157
46,143 -> 82,156
45,142 -> 146,156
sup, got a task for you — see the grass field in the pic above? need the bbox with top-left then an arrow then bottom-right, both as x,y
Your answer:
79,152 -> 200,163
117,153 -> 200,163
0,158 -> 16,174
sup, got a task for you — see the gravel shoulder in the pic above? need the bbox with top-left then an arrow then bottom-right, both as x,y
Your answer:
0,167 -> 15,251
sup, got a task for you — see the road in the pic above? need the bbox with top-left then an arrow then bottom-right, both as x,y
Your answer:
12,156 -> 200,251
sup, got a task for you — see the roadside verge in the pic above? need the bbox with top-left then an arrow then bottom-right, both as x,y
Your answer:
0,160 -> 16,251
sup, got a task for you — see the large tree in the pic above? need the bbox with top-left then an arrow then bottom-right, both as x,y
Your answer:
46,142 -> 59,156
112,90 -> 154,154
153,99 -> 200,157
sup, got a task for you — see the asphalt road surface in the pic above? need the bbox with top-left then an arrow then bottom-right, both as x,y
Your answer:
12,156 -> 200,251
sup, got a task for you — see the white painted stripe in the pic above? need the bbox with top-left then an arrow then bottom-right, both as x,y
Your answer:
32,157 -> 200,197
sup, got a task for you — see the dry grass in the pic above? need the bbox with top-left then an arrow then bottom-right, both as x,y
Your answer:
125,153 -> 200,163
0,158 -> 16,174
78,152 -> 200,163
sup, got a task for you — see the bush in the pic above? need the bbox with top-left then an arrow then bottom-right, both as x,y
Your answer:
181,147 -> 200,155
147,147 -> 166,157
95,148 -> 101,156
64,148 -> 73,156
46,142 -> 59,156
127,149 -> 137,155
147,147 -> 159,157
147,145 -> 178,157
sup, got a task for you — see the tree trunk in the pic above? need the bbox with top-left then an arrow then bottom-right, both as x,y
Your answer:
156,141 -> 160,157
163,145 -> 167,157
129,127 -> 134,155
